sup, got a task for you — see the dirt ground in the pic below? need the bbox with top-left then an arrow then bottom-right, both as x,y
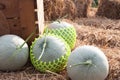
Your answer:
0,8 -> 120,80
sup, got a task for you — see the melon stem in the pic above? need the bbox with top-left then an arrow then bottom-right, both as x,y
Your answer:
69,60 -> 92,68
9,27 -> 37,59
18,26 -> 37,50
38,37 -> 47,60
38,28 -> 48,60
19,31 -> 35,49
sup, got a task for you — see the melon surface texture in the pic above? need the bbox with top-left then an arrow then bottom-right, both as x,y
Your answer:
0,35 -> 29,71
67,45 -> 109,80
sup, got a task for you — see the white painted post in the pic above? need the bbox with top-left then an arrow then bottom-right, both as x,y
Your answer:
36,0 -> 44,34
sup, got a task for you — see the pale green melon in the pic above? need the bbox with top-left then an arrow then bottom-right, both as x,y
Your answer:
67,45 -> 109,80
0,35 -> 29,71
30,34 -> 71,72
44,21 -> 77,49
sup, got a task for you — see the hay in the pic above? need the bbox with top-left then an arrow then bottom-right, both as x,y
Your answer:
62,0 -> 77,20
96,0 -> 120,19
72,0 -> 92,17
75,25 -> 120,48
44,0 -> 76,21
44,0 -> 93,21
74,17 -> 120,30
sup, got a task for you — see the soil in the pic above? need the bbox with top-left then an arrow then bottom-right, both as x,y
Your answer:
0,8 -> 120,80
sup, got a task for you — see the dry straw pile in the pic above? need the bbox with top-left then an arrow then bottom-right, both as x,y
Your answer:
96,0 -> 120,19
44,0 -> 76,21
72,0 -> 92,18
44,0 -> 92,21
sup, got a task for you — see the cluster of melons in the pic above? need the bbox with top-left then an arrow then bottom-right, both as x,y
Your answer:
0,21 -> 109,80
30,21 -> 77,72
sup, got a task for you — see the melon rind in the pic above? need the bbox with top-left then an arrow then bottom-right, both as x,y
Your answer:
67,45 -> 109,80
0,34 -> 29,71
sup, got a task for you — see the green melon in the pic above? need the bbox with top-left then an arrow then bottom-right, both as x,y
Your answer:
67,45 -> 109,80
0,34 -> 29,71
30,34 -> 71,72
44,21 -> 77,49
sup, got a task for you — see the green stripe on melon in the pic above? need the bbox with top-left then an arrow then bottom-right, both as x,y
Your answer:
44,21 -> 77,49
30,34 -> 71,72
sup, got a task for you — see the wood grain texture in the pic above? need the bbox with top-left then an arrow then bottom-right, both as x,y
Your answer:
0,11 -> 10,36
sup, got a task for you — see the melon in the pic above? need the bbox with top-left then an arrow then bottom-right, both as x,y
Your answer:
44,21 -> 77,49
30,34 -> 71,72
0,35 -> 29,71
67,45 -> 109,80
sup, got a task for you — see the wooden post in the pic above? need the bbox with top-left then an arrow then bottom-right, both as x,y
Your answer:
36,0 -> 44,34
0,11 -> 10,36
19,0 -> 36,44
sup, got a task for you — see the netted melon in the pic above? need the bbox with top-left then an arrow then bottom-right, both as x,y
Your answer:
30,34 -> 71,72
44,21 -> 77,49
